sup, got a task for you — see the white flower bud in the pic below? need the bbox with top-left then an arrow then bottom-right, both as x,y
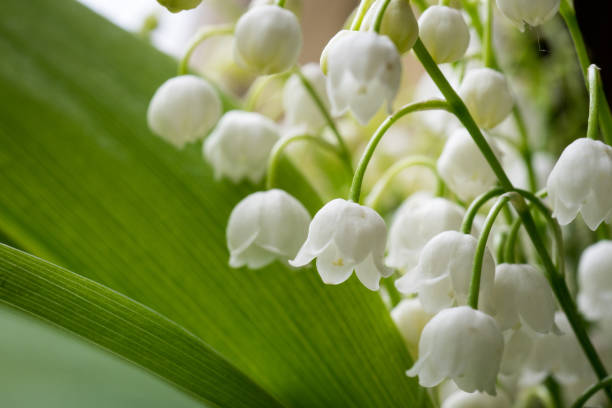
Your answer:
459,68 -> 514,129
147,75 -> 221,149
496,0 -> 560,28
204,111 -> 280,183
418,6 -> 470,64
442,390 -> 511,408
395,231 -> 496,314
249,0 -> 303,19
290,199 -> 393,290
283,63 -> 328,133
407,306 -> 504,395
437,128 -> 500,202
546,138 -> 612,230
493,264 -> 556,333
325,30 -> 402,124
391,298 -> 433,357
386,196 -> 465,272
234,5 -> 302,74
577,241 -> 612,320
227,189 -> 311,269
361,0 -> 419,53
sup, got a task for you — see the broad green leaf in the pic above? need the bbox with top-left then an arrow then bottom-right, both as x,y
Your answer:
0,1 -> 429,407
0,243 -> 283,408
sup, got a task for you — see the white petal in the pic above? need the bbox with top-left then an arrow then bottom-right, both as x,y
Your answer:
315,243 -> 354,285
354,254 -> 383,291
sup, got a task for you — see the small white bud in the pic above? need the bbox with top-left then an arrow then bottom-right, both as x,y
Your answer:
459,68 -> 514,129
283,63 -> 328,133
442,390 -> 511,408
418,6 -> 470,64
437,128 -> 500,202
147,75 -> 221,149
496,0 -> 560,28
227,189 -> 311,269
577,241 -> 612,320
361,0 -> 419,53
234,5 -> 302,74
204,111 -> 280,183
546,138 -> 612,230
493,264 -> 556,333
395,231 -> 496,314
386,196 -> 465,272
325,30 -> 402,125
407,306 -> 504,395
391,298 -> 433,357
290,199 -> 393,291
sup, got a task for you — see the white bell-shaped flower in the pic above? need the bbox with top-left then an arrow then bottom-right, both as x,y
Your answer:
361,0 -> 419,53
459,68 -> 514,129
147,75 -> 221,149
283,63 -> 328,133
386,196 -> 465,272
227,189 -> 311,269
496,0 -> 560,28
500,327 -> 534,375
391,298 -> 433,357
325,30 -> 402,125
437,128 -> 500,201
290,199 -> 393,290
418,6 -> 470,64
546,138 -> 612,230
493,263 -> 556,333
204,110 -> 280,183
442,390 -> 511,408
234,5 -> 302,74
578,241 -> 612,320
407,306 -> 504,395
395,231 -> 496,314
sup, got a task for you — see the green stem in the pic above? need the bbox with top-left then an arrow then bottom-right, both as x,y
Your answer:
295,68 -> 353,171
350,0 -> 372,30
560,0 -> 612,145
348,99 -> 451,203
461,187 -> 507,234
266,135 -> 347,190
571,376 -> 612,408
382,276 -> 402,308
458,0 -> 484,39
504,216 -> 522,263
372,0 -> 392,33
178,24 -> 234,76
415,38 -> 612,400
482,0 -> 494,68
275,0 -> 286,7
513,107 -> 538,191
468,194 -> 512,308
364,156 -> 445,210
587,64 -> 601,140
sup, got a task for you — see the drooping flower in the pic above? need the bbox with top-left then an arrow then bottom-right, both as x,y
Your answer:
204,110 -> 280,183
147,75 -> 221,148
418,6 -> 470,64
283,63 -> 328,133
496,0 -> 560,28
386,196 -> 465,272
361,0 -> 419,53
546,138 -> 612,230
290,199 -> 393,290
441,390 -> 511,408
234,5 -> 302,74
407,306 -> 504,395
227,189 -> 311,269
493,263 -> 556,333
437,128 -> 500,202
459,68 -> 514,129
577,241 -> 612,320
395,231 -> 496,314
391,298 -> 433,357
325,30 -> 402,124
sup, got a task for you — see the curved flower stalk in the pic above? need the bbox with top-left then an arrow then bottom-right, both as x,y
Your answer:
227,189 -> 311,269
290,199 -> 392,290
283,63 -> 329,133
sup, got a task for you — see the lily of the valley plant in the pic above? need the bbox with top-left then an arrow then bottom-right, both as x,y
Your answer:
2,0 -> 612,407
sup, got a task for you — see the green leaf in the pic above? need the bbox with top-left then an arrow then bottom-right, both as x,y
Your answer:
0,1 -> 429,407
0,243 -> 283,408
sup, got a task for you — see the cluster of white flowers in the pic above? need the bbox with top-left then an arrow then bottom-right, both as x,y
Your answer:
147,0 -> 612,406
